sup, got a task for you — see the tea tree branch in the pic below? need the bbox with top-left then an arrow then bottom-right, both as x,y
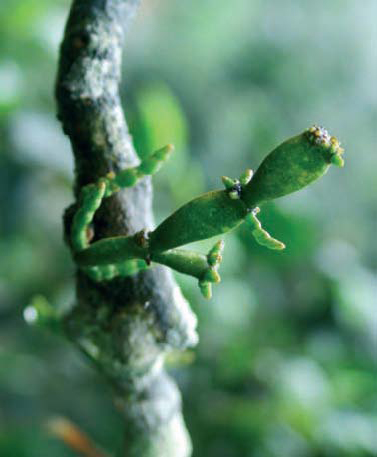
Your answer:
56,1 -> 197,456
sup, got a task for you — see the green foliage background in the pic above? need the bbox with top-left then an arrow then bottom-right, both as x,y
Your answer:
0,0 -> 376,456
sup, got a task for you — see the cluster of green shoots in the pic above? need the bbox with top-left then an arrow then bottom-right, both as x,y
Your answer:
69,126 -> 344,299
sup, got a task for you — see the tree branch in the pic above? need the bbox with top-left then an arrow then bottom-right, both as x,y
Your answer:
55,1 -> 198,455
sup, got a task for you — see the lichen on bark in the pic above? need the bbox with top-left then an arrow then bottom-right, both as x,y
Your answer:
55,1 -> 198,456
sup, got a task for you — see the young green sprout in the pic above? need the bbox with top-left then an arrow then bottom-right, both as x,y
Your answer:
70,126 -> 344,299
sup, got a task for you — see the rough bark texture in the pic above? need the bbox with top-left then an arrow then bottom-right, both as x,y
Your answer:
55,1 -> 198,456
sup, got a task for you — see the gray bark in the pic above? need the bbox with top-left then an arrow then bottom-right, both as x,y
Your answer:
55,1 -> 198,456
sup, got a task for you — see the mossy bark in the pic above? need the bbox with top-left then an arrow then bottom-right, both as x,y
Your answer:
55,1 -> 198,456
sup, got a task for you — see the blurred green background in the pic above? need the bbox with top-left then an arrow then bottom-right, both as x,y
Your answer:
0,0 -> 376,456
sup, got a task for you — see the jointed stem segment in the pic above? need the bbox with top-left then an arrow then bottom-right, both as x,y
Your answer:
71,182 -> 106,251
245,208 -> 285,250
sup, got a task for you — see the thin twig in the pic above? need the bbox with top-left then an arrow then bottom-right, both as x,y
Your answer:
47,417 -> 110,457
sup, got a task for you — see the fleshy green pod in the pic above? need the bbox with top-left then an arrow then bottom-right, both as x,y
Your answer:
149,190 -> 247,252
242,126 -> 344,208
152,249 -> 210,279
